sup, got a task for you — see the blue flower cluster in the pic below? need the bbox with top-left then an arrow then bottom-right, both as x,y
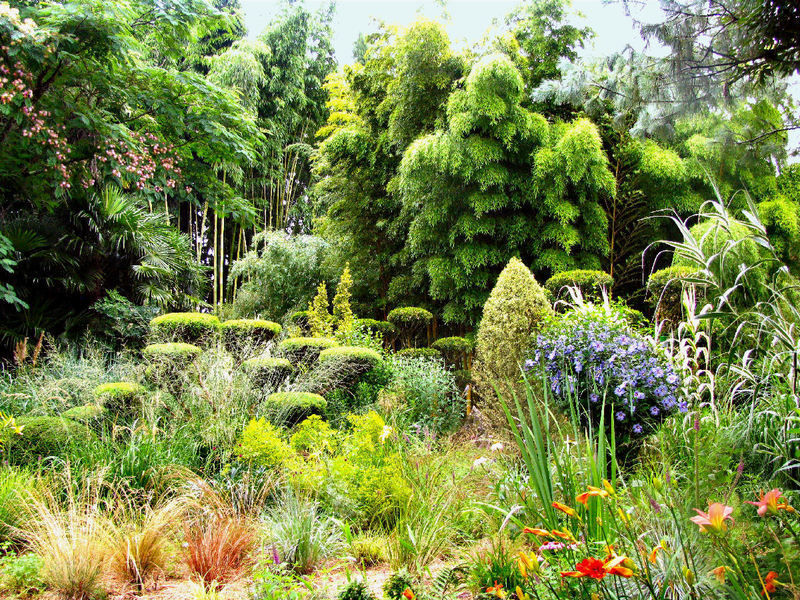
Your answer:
526,305 -> 686,437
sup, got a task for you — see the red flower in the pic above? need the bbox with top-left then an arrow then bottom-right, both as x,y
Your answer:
562,557 -> 608,580
763,571 -> 780,596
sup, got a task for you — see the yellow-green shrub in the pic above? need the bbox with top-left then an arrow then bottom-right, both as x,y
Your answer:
7,417 -> 92,464
149,312 -> 220,345
474,257 -> 553,400
93,382 -> 145,421
545,269 -> 613,301
237,418 -> 294,468
220,319 -> 281,353
290,415 -> 336,454
263,392 -> 327,427
387,307 -> 433,348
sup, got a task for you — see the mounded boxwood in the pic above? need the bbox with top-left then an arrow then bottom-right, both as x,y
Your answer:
647,265 -> 702,326
8,416 -> 93,464
318,346 -> 383,371
290,310 -> 311,332
61,404 -> 104,423
93,382 -> 146,421
432,336 -> 473,369
278,337 -> 339,365
264,391 -> 327,427
221,319 -> 281,353
354,319 -> 396,339
143,343 -> 201,389
545,269 -> 613,300
386,307 -> 433,348
396,347 -> 441,360
149,312 -> 221,345
143,342 -> 202,361
242,357 -> 295,386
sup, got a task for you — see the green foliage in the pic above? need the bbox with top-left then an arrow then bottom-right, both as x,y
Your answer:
149,313 -> 221,346
61,404 -> 104,424
386,307 -> 433,348
383,569 -> 420,600
759,190 -> 800,273
354,319 -> 396,341
308,282 -> 334,337
0,552 -> 44,597
348,535 -> 387,568
220,319 -> 282,353
143,342 -> 203,361
289,415 -> 335,454
7,416 -> 92,464
264,392 -> 328,428
242,357 -> 294,386
395,347 -> 441,360
337,580 -> 376,600
231,232 -> 331,321
474,257 -> 553,397
431,336 -> 473,369
90,290 -> 158,351
0,467 -> 36,542
545,269 -> 613,300
278,337 -> 339,365
93,382 -> 145,421
290,310 -> 312,333
318,346 -> 383,371
646,265 -> 701,325
332,264 -> 355,335
385,356 -> 463,435
237,417 -> 294,468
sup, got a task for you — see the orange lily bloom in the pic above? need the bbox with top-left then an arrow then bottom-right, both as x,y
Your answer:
486,581 -> 506,598
550,529 -> 577,543
690,502 -> 734,533
518,551 -> 541,579
402,589 -> 415,600
763,571 -> 779,595
553,501 -> 578,517
746,489 -> 795,517
576,486 -> 609,505
561,556 -> 634,580
712,566 -> 726,584
522,527 -> 550,537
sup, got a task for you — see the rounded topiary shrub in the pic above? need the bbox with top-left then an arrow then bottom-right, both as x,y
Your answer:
93,382 -> 146,421
149,312 -> 221,346
545,269 -> 613,301
143,342 -> 202,362
317,346 -> 383,388
474,257 -> 553,401
221,319 -> 281,354
396,347 -> 441,360
290,310 -> 311,333
263,392 -> 327,427
143,342 -> 202,389
61,404 -> 104,423
432,336 -> 473,369
7,416 -> 93,464
278,337 -> 339,366
354,319 -> 396,341
242,357 -> 295,387
386,307 -> 433,348
647,265 -> 702,327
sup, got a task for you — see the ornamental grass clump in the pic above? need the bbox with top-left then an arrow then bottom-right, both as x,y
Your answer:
527,299 -> 686,439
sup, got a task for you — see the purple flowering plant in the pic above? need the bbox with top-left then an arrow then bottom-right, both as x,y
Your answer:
525,302 -> 686,439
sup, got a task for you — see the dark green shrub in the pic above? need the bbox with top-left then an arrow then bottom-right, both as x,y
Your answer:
354,319 -> 396,341
278,337 -> 339,365
7,416 -> 93,464
263,392 -> 327,427
61,404 -> 104,423
545,269 -> 613,301
647,265 -> 702,326
432,336 -> 473,369
319,346 -> 382,371
396,347 -> 441,360
290,310 -> 312,333
386,307 -> 433,348
242,357 -> 295,386
221,319 -> 281,353
383,569 -> 420,600
93,382 -> 146,421
149,312 -> 221,345
337,580 -> 376,600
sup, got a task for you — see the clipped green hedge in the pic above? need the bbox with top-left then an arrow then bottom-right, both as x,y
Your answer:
647,265 -> 702,325
431,336 -> 472,355
221,319 -> 281,353
396,347 -> 441,360
354,319 -> 396,339
242,357 -> 295,386
149,312 -> 220,345
264,392 -> 327,427
143,342 -> 202,361
386,307 -> 433,327
290,310 -> 311,332
8,416 -> 93,464
545,269 -> 613,299
278,337 -> 339,365
318,346 -> 383,371
93,382 -> 146,421
61,404 -> 104,423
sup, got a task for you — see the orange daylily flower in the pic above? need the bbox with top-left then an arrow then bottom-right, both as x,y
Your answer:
576,486 -> 609,505
712,566 -> 726,584
763,571 -> 780,596
515,586 -> 530,600
550,529 -> 577,542
523,527 -> 550,537
486,581 -> 506,598
518,551 -> 541,579
647,540 -> 669,564
402,589 -> 415,600
746,489 -> 795,518
553,501 -> 578,517
690,502 -> 734,533
561,556 -> 634,580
